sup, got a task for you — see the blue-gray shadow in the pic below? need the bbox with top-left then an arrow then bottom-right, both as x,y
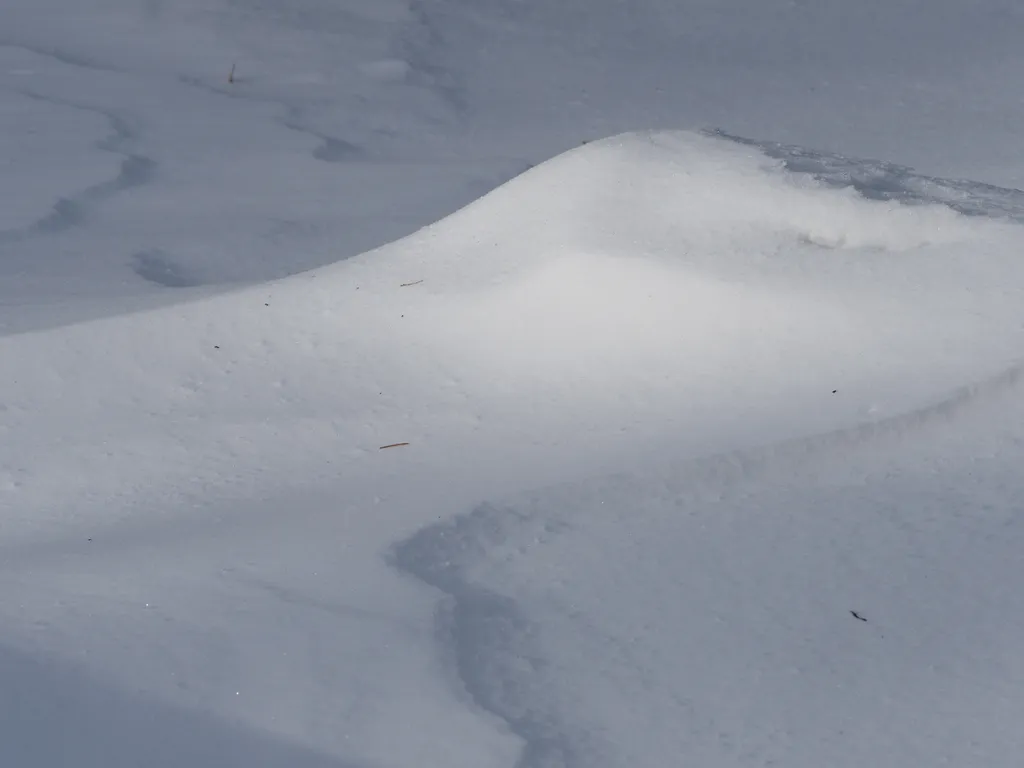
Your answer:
0,643 -> 361,768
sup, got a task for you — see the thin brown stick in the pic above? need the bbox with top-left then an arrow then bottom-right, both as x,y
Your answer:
228,62 -> 236,84
399,280 -> 424,287
379,442 -> 410,450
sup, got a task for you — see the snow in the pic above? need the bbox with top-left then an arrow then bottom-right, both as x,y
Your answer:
3,2 -> 1024,767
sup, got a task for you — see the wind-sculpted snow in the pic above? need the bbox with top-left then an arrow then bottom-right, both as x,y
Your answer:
388,183 -> 1024,764
4,118 -> 1024,762
3,0 -> 1024,760
396,371 -> 1024,766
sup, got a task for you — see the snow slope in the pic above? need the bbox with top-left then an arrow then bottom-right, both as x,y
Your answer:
5,130 -> 1024,766
4,2 -> 1024,767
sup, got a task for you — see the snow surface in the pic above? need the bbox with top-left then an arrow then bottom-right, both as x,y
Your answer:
3,2 -> 1024,767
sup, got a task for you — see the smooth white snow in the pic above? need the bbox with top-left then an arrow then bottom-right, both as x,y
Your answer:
3,2 -> 1024,767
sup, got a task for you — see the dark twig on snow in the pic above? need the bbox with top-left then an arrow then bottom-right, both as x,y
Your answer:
850,610 -> 868,622
379,442 -> 410,450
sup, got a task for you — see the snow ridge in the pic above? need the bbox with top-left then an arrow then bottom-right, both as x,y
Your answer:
390,324 -> 1024,768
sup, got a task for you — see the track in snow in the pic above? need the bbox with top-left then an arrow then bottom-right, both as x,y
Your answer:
712,129 -> 1024,222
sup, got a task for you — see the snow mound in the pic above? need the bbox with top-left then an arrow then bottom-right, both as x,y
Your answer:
3,129 -> 1024,768
4,132 -> 1021,522
389,131 -> 979,285
333,131 -> 1021,425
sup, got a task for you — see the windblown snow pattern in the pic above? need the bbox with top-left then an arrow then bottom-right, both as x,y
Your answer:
3,2 -> 1024,767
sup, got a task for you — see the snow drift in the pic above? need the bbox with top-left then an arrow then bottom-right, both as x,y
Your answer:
3,130 -> 1022,523
3,130 -> 1024,767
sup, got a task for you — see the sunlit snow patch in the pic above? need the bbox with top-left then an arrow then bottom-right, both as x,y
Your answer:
343,130 -> 1022,432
